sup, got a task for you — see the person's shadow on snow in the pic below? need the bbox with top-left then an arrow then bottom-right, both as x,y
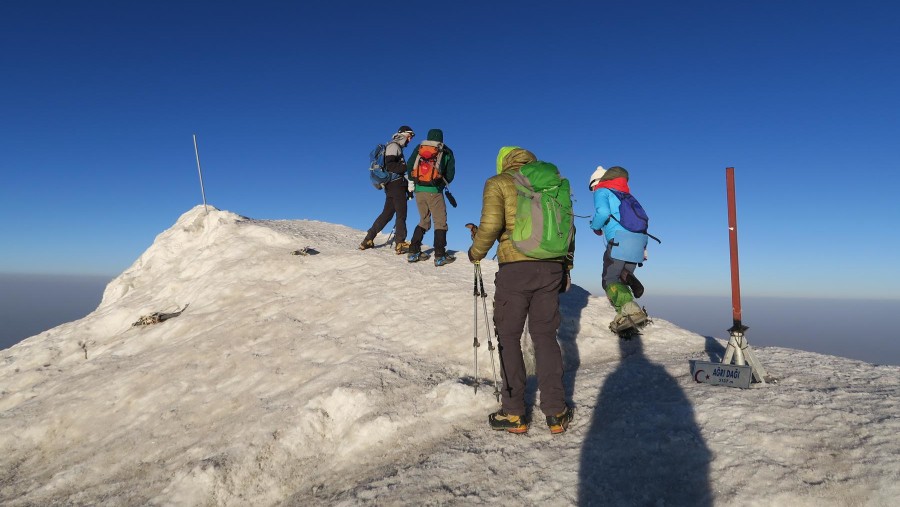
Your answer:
579,335 -> 712,507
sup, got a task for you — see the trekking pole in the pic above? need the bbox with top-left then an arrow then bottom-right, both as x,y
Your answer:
476,263 -> 502,402
386,226 -> 395,246
472,263 -> 481,394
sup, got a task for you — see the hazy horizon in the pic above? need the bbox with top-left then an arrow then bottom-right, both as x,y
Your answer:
1,273 -> 111,350
637,293 -> 900,367
2,273 -> 898,367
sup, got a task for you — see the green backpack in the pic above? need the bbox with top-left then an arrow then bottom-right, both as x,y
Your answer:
511,161 -> 574,259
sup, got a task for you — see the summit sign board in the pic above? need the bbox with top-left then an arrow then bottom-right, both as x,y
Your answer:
690,360 -> 752,389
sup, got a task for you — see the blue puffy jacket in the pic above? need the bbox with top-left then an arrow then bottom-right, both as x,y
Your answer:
591,188 -> 647,263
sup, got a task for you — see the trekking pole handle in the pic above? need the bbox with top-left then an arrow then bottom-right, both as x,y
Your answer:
472,263 -> 478,296
477,270 -> 487,298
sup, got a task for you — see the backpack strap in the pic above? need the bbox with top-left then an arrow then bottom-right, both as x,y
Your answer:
606,214 -> 662,244
383,140 -> 406,181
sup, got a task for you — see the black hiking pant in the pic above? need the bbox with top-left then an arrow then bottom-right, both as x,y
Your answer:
493,261 -> 566,417
366,178 -> 407,243
410,227 -> 448,256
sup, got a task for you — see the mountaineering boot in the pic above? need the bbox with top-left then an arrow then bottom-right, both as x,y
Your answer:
394,241 -> 410,255
620,269 -> 644,299
489,410 -> 528,434
546,406 -> 575,435
609,301 -> 648,333
622,301 -> 648,327
359,238 -> 375,250
434,253 -> 456,267
407,251 -> 431,263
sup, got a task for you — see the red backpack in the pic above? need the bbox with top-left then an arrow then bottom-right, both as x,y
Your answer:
410,140 -> 444,185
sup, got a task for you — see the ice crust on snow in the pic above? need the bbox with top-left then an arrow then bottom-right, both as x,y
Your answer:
1,205 -> 898,506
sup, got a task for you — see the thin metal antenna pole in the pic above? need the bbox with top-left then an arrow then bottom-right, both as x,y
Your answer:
193,134 -> 209,214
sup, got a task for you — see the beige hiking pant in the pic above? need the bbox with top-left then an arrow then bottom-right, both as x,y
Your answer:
415,191 -> 448,231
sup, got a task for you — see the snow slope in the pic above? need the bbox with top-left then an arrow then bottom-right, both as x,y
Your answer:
1,206 -> 898,506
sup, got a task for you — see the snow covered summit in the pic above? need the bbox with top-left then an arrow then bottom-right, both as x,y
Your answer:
1,206 -> 898,506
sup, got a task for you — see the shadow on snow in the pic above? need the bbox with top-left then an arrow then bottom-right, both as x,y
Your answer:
578,334 -> 713,506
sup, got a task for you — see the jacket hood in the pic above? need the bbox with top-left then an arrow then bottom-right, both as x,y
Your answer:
391,132 -> 410,147
426,129 -> 443,142
600,166 -> 629,182
496,146 -> 537,174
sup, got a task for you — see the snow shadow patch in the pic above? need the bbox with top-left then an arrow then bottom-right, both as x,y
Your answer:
579,335 -> 712,506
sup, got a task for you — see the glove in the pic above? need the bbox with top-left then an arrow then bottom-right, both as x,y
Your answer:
407,190 -> 414,200
465,223 -> 479,240
407,179 -> 415,192
593,228 -> 604,236
467,248 -> 478,264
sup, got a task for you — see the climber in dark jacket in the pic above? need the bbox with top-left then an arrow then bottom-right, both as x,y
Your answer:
360,126 -> 415,254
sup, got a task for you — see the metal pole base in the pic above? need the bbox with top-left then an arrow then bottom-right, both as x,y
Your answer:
722,330 -> 776,384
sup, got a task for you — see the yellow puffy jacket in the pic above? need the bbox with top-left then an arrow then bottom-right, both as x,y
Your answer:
469,147 -> 574,266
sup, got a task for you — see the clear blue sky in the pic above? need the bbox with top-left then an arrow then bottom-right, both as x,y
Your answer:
2,1 -> 898,299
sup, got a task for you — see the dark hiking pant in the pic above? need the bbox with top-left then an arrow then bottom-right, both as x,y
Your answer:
366,178 -> 407,243
410,227 -> 449,256
493,261 -> 566,417
601,241 -> 639,289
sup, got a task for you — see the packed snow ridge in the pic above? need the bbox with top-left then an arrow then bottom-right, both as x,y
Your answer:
1,205 -> 898,506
